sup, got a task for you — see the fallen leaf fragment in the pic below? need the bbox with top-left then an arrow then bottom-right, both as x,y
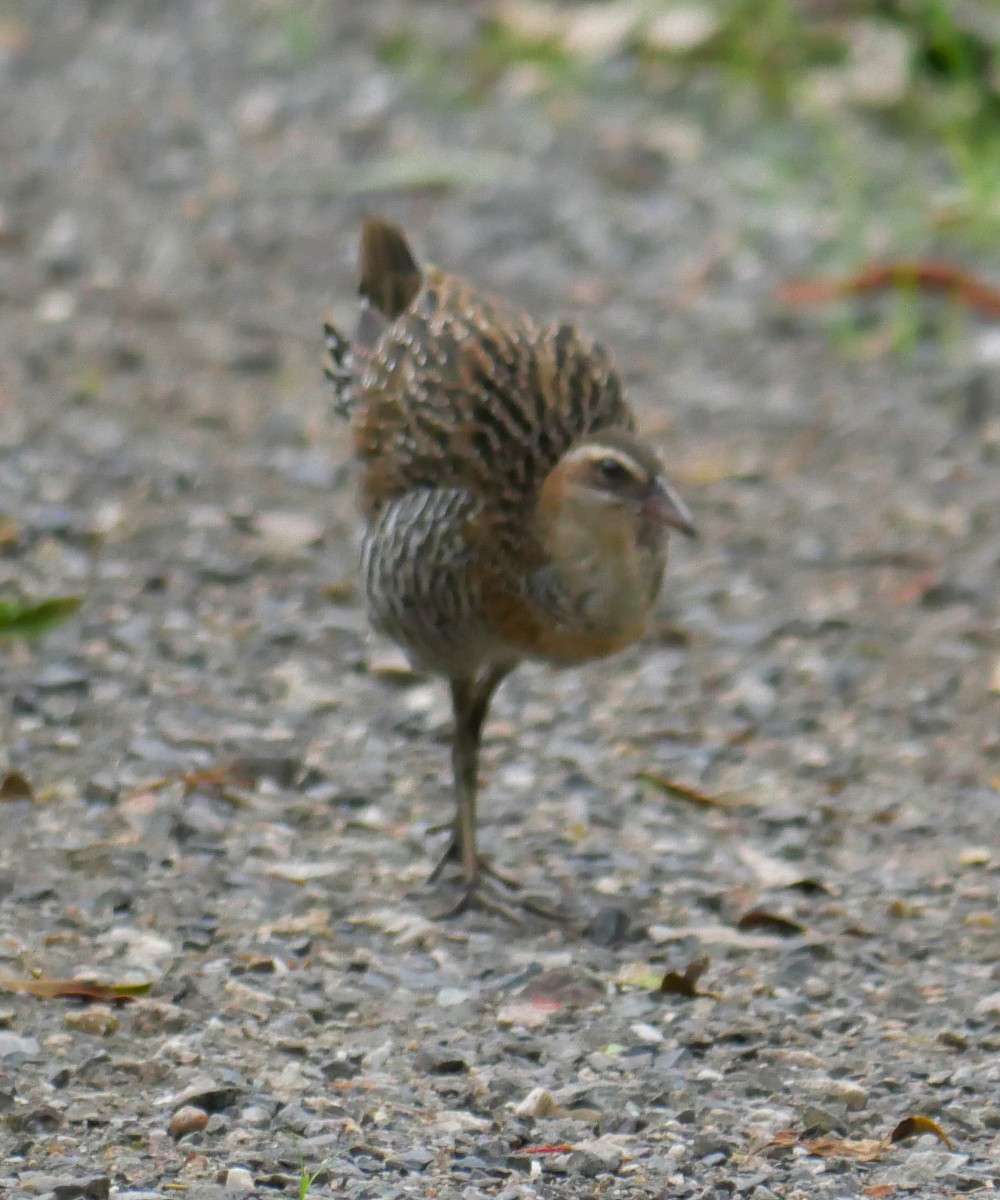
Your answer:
756,1115 -> 954,1165
736,909 -> 807,937
130,759 -> 261,803
659,955 -> 712,998
765,1129 -> 799,1149
497,998 -> 559,1029
0,594 -> 81,638
803,1135 -> 885,1161
957,847 -> 991,868
890,1114 -> 952,1149
756,1129 -> 884,1161
615,962 -> 665,991
778,260 -> 1000,320
0,977 -> 151,1002
637,770 -> 727,806
0,771 -> 33,801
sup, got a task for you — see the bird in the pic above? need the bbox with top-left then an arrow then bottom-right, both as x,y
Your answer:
324,218 -> 695,918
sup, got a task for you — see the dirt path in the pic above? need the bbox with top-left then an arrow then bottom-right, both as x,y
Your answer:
1,4 -> 999,1197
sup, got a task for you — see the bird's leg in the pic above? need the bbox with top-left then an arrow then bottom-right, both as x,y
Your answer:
427,665 -> 519,911
424,666 -> 568,923
451,675 -> 481,887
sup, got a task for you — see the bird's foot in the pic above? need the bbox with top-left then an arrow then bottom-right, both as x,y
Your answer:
426,842 -> 566,922
426,837 -> 520,890
433,873 -> 527,922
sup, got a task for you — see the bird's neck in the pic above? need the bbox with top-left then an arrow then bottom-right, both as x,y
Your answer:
535,505 -> 649,633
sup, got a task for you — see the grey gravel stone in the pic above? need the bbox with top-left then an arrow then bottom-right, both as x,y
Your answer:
0,1032 -> 41,1061
223,1167 -> 255,1192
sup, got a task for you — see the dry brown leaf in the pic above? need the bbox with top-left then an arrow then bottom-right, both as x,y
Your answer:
736,909 -> 807,937
766,1129 -> 799,1148
0,976 -> 151,1003
890,1114 -> 953,1149
130,759 -> 259,803
779,259 -> 1000,318
802,1135 -> 886,1161
757,1114 -> 953,1167
659,955 -> 712,998
0,771 -> 33,801
637,770 -> 727,807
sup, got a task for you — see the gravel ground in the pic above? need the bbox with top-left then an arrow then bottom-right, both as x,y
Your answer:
2,3 -> 1000,1198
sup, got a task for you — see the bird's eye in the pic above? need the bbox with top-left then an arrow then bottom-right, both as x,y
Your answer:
595,457 -> 631,483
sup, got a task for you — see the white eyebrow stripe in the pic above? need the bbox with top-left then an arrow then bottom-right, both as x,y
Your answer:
565,445 -> 644,475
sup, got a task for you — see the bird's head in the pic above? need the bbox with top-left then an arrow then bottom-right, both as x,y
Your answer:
537,431 -> 696,555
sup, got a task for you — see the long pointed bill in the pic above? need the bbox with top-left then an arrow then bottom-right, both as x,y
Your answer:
643,476 -> 697,538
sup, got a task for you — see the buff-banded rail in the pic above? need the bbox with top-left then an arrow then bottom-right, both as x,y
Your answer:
325,218 -> 695,918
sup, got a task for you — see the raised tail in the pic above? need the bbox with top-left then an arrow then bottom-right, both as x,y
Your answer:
358,217 -> 422,320
324,220 -> 423,422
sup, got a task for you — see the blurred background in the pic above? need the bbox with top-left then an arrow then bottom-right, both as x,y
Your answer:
2,0 -> 999,799
2,0 -> 999,780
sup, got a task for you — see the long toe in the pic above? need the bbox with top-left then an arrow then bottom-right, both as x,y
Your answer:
433,878 -> 526,923
428,867 -> 569,923
426,839 -> 523,891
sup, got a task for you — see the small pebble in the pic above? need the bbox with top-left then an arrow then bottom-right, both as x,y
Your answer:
514,1087 -> 565,1118
169,1105 -> 209,1139
830,1080 -> 867,1110
64,1007 -> 119,1037
0,1031 -> 41,1061
224,1167 -> 255,1192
